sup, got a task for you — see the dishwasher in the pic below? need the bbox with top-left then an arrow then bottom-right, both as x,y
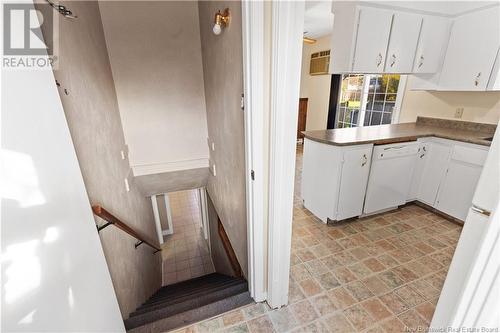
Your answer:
364,141 -> 420,214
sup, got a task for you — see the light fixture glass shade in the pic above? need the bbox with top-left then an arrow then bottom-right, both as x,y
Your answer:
213,23 -> 222,35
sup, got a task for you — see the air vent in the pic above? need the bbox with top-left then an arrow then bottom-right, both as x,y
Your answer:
310,50 -> 330,75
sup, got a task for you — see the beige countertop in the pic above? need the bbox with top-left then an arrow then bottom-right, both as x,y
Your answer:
302,117 -> 496,147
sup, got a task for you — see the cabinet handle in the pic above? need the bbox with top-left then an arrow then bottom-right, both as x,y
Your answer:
390,54 -> 396,67
418,55 -> 424,68
376,53 -> 383,67
420,153 -> 425,159
361,154 -> 368,167
474,72 -> 481,86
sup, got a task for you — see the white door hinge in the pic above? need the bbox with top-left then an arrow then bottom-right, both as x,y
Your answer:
241,93 -> 245,110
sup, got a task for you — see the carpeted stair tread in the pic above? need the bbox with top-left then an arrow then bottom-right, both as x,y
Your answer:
124,273 -> 253,332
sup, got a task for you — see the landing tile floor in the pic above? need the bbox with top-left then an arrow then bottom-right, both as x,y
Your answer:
161,189 -> 215,286
170,145 -> 462,332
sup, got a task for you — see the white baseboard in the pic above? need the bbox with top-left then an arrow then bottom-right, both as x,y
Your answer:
132,158 -> 209,176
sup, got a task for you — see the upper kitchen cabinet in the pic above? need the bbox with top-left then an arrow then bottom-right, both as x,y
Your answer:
351,7 -> 393,73
437,5 -> 500,91
384,12 -> 422,73
330,3 -> 443,74
412,15 -> 451,74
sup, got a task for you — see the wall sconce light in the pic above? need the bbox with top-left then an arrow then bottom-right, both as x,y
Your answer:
213,8 -> 230,35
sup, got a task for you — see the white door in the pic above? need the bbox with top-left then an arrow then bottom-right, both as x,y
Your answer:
432,208 -> 490,328
352,7 -> 393,73
417,141 -> 452,206
384,12 -> 422,73
413,15 -> 451,73
438,6 -> 500,90
336,146 -> 372,220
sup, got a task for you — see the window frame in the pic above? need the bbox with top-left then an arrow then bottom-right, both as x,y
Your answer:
335,74 -> 407,128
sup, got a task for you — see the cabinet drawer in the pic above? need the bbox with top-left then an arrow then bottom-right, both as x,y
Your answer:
451,145 -> 488,166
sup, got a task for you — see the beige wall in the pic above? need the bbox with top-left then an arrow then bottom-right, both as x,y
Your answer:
198,0 -> 248,277
299,35 -> 332,130
400,81 -> 500,125
44,2 -> 161,318
99,1 -> 209,175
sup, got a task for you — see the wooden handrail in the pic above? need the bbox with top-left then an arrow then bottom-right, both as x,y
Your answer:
218,219 -> 242,278
92,205 -> 161,253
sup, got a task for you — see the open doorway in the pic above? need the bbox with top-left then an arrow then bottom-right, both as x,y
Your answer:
159,189 -> 214,286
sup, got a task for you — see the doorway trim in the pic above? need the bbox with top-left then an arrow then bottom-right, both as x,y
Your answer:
267,0 -> 305,308
242,0 -> 266,302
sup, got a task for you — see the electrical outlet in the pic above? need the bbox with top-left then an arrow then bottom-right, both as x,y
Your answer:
455,107 -> 464,119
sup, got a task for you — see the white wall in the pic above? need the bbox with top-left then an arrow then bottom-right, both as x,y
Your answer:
400,82 -> 500,124
1,35 -> 123,333
99,1 -> 209,176
299,35 -> 332,130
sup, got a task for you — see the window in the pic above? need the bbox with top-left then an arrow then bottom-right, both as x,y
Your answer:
336,74 -> 405,128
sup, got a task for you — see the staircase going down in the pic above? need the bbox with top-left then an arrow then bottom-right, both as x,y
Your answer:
125,273 -> 253,332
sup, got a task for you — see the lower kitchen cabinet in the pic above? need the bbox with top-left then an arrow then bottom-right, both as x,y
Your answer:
302,136 -> 489,223
301,138 -> 373,223
415,140 -> 452,206
411,138 -> 489,221
337,146 -> 372,220
435,145 -> 489,220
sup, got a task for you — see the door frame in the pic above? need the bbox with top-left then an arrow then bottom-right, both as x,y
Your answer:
242,0 -> 305,308
266,0 -> 305,308
242,0 -> 266,302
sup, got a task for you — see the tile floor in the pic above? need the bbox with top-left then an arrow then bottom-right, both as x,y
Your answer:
170,145 -> 463,332
161,190 -> 215,286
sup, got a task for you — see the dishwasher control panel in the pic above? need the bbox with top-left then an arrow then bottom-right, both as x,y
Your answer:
373,142 -> 420,160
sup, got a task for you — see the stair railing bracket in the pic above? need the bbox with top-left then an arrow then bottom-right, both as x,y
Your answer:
96,221 -> 113,232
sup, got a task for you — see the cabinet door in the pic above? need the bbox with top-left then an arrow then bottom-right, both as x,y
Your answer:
435,145 -> 488,221
336,146 -> 372,220
408,142 -> 429,200
435,160 -> 483,221
438,6 -> 500,90
417,142 -> 452,206
413,16 -> 451,73
384,12 -> 422,73
352,7 -> 393,73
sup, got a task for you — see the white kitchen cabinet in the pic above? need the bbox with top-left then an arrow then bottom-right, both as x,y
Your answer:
336,146 -> 372,220
416,140 -> 452,206
352,7 -> 393,73
412,16 -> 451,73
438,6 -> 500,91
384,12 -> 422,73
301,138 -> 373,223
435,145 -> 489,220
408,142 -> 429,200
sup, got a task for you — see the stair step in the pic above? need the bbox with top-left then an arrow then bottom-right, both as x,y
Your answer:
147,275 -> 236,303
125,282 -> 248,329
136,279 -> 245,313
126,291 -> 253,333
154,273 -> 230,295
